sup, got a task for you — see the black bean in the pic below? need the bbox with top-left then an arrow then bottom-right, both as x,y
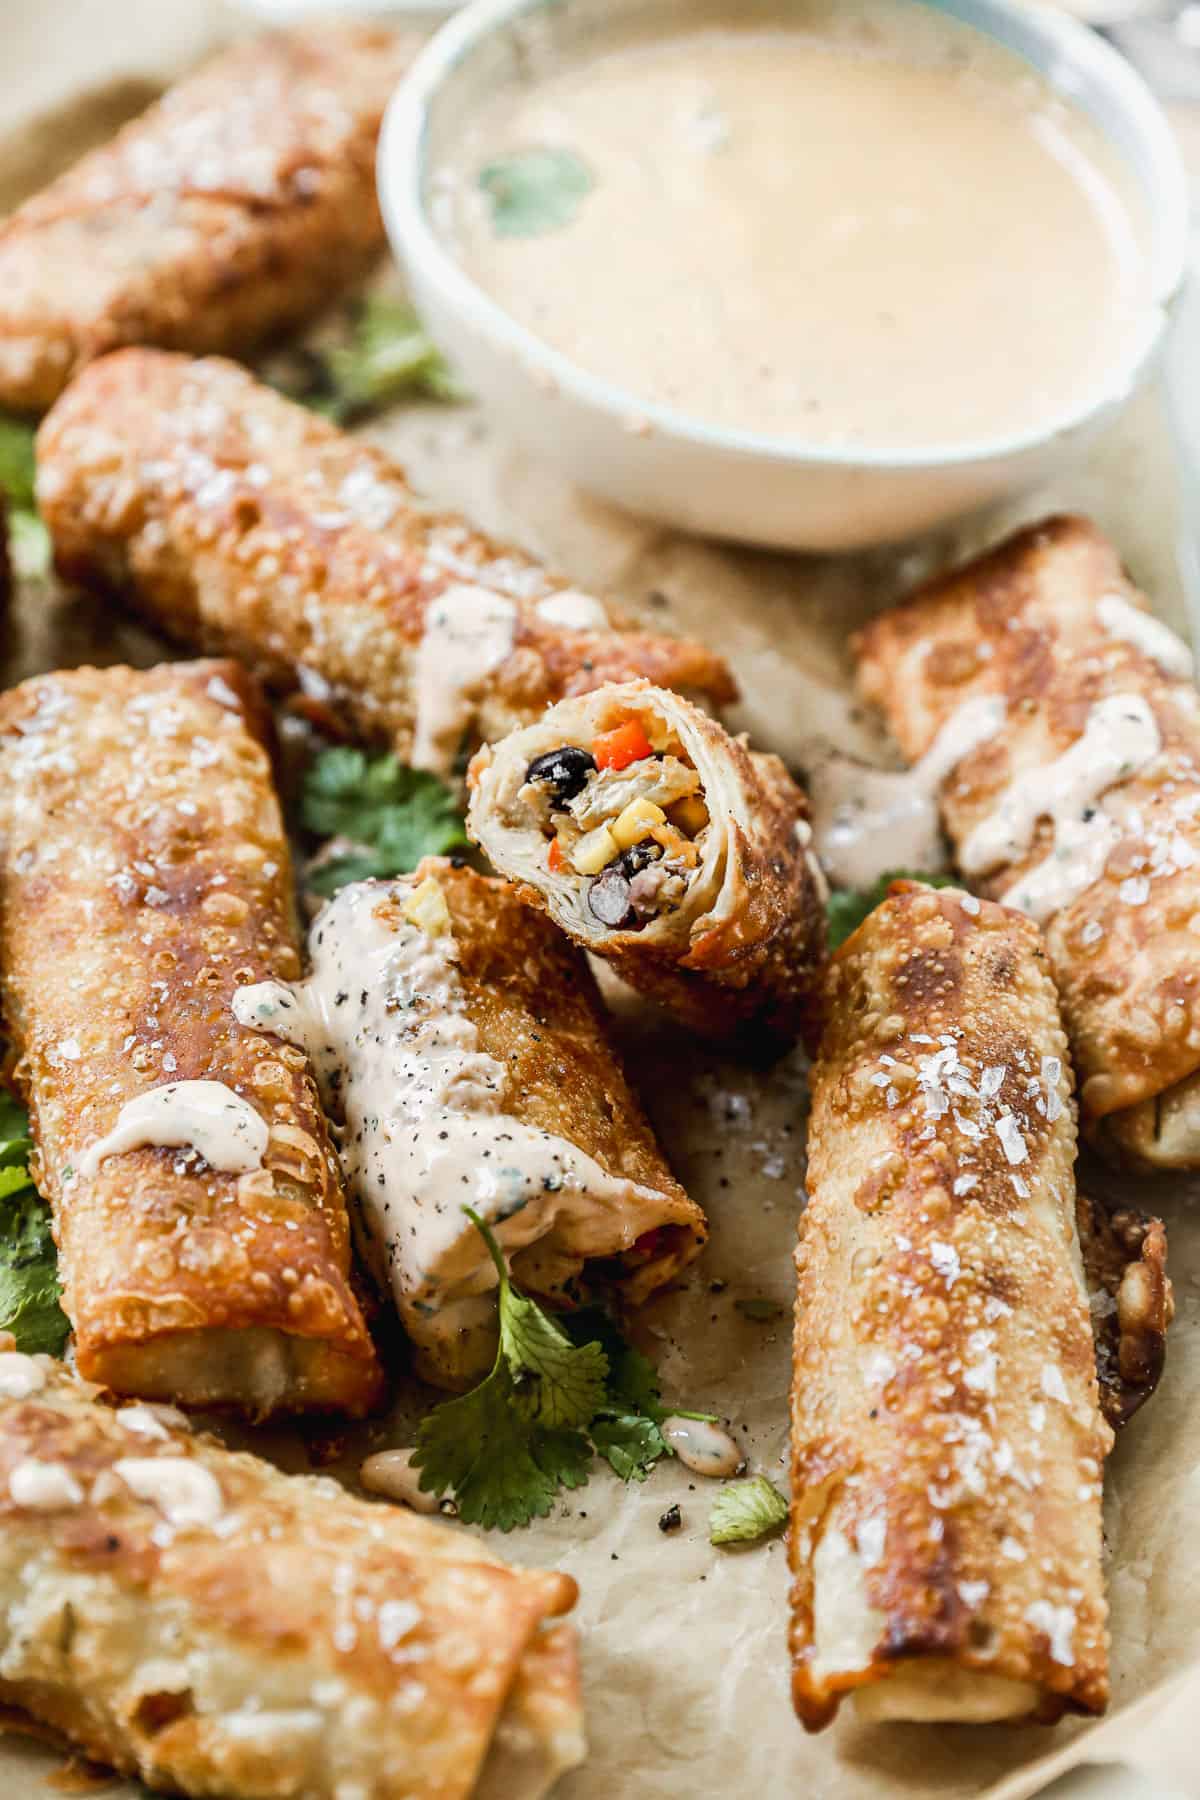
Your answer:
616,840 -> 661,877
525,745 -> 596,803
587,866 -> 635,928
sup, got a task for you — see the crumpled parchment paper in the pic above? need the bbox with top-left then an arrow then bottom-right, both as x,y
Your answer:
3,6 -> 1200,1797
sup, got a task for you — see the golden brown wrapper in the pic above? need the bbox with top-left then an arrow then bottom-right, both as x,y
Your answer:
854,514 -> 1200,1168
0,660 -> 382,1418
36,350 -> 737,777
0,1357 -> 581,1800
467,680 -> 827,1053
791,883 -> 1111,1730
238,857 -> 705,1388
0,24 -> 415,413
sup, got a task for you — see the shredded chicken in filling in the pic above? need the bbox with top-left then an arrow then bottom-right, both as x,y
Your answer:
518,714 -> 711,930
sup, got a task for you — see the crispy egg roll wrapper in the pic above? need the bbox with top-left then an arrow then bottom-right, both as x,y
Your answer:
0,25 -> 415,414
467,680 -> 828,1051
0,661 -> 382,1418
0,1355 -> 581,1800
855,515 -> 1200,1168
790,883 -> 1111,1731
235,858 -> 705,1388
37,351 -> 736,779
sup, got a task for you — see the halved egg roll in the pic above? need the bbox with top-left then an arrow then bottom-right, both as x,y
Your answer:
467,680 -> 828,1051
233,857 -> 705,1387
791,882 -> 1111,1730
854,515 -> 1200,1168
0,661 -> 381,1417
0,1351 -> 582,1800
36,350 -> 737,781
0,24 -> 415,414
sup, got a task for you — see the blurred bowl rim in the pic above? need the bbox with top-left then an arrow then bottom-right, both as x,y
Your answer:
379,0 -> 1190,474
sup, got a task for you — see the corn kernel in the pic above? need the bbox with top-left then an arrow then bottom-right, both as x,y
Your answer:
572,823 -> 619,874
403,876 -> 451,936
668,795 -> 710,838
611,798 -> 667,850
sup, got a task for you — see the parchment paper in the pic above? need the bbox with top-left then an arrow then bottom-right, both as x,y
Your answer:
3,6 -> 1200,1797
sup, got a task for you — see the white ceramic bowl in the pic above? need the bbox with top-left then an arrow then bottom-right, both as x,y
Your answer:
379,0 -> 1189,552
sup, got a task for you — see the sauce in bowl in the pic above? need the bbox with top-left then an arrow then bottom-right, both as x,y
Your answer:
430,0 -> 1152,452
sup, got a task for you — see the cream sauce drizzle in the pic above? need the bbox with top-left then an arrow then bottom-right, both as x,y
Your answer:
411,583 -> 516,778
233,879 -> 669,1377
360,1448 -> 442,1514
80,1080 -> 269,1179
961,693 -> 1161,923
661,1416 -> 743,1478
535,589 -> 609,631
1096,593 -> 1194,679
113,1457 -> 224,1529
809,696 -> 1005,891
0,1352 -> 45,1398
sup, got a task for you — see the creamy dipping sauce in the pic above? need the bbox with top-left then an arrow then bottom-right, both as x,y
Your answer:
433,3 -> 1151,448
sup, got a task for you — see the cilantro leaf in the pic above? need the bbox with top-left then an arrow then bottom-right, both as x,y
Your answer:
0,414 -> 51,579
478,148 -> 594,237
413,1359 -> 591,1531
301,747 -> 468,896
500,1289 -> 609,1430
709,1475 -> 788,1546
323,296 -> 465,421
589,1411 -> 667,1482
270,296 -> 464,425
826,870 -> 956,950
0,1090 -> 68,1357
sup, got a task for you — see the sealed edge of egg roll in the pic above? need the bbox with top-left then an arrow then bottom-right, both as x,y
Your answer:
790,881 -> 1111,1730
36,349 -> 737,784
466,678 -> 829,1053
232,856 -> 706,1388
0,24 -> 416,413
0,1350 -> 582,1800
0,661 -> 382,1418
852,514 -> 1200,1169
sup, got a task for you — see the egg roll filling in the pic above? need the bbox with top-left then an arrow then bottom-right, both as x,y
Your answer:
513,706 -> 712,931
234,873 -> 695,1385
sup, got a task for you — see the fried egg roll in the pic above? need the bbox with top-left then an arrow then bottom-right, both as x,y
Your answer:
0,1352 -> 582,1800
0,661 -> 381,1417
466,680 -> 828,1051
855,515 -> 1200,1168
233,858 -> 705,1388
790,882 -> 1111,1730
0,25 -> 414,414
37,351 -> 737,781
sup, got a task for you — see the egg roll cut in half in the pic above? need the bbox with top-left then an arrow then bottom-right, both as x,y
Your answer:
0,661 -> 382,1418
0,1353 -> 583,1800
0,24 -> 417,414
233,858 -> 705,1388
37,351 -> 736,782
467,681 -> 828,1052
854,514 -> 1200,1169
791,882 -> 1112,1731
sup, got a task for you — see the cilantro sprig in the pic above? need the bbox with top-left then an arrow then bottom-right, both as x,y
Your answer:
0,1091 -> 68,1356
0,414 -> 51,579
826,870 -> 956,950
272,295 -> 464,425
411,1210 -> 706,1530
301,746 -> 468,896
